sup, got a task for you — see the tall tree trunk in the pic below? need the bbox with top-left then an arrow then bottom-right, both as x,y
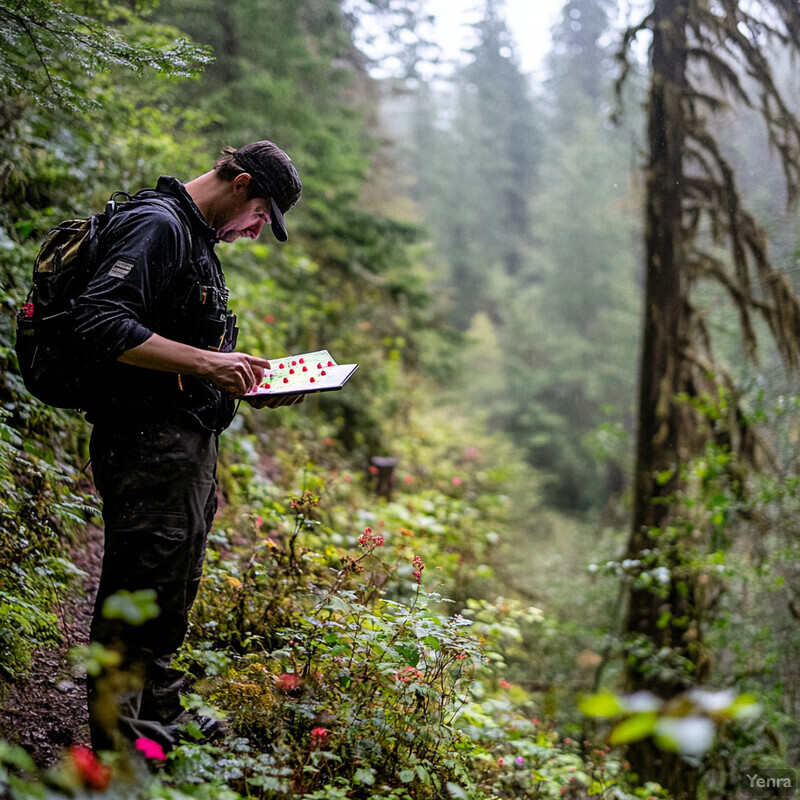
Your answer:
624,1 -> 700,796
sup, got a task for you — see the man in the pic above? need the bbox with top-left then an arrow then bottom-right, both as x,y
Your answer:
74,140 -> 302,752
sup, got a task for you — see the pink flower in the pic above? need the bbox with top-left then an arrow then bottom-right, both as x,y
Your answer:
500,678 -> 512,689
311,727 -> 329,748
451,476 -> 462,487
276,672 -> 301,694
358,527 -> 385,551
395,666 -> 424,684
135,737 -> 167,762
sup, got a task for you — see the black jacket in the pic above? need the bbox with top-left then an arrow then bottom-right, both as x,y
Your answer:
74,176 -> 236,432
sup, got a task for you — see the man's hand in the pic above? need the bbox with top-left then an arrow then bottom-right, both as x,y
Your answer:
118,334 -> 271,396
204,352 -> 271,396
243,393 -> 306,409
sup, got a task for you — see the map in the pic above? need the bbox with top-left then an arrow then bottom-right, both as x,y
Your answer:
245,349 -> 359,398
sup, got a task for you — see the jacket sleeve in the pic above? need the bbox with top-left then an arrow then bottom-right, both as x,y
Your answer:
74,205 -> 188,364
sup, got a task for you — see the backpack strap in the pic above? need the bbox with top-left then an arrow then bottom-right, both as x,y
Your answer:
105,191 -> 134,218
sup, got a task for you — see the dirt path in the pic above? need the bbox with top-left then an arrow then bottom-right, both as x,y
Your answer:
0,523 -> 103,767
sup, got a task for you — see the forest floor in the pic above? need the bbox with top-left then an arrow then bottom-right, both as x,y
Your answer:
0,523 -> 102,767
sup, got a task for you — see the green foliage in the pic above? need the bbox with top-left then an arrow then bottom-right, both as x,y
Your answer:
0,406 -> 95,678
0,0 -> 211,112
580,688 -> 760,760
456,703 -> 670,799
102,589 -> 161,627
0,469 -> 665,800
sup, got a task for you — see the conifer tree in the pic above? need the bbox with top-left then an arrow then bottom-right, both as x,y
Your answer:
423,0 -> 539,329
0,0 -> 208,112
485,0 -> 642,509
618,1 -> 800,795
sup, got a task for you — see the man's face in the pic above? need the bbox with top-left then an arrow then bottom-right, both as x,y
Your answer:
215,178 -> 273,243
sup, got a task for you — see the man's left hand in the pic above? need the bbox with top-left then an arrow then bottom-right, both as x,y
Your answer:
243,393 -> 305,409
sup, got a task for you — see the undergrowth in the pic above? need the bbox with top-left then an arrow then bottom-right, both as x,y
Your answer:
0,441 -> 670,798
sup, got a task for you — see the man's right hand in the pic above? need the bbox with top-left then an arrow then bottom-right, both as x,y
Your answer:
118,334 -> 271,396
204,352 -> 271,396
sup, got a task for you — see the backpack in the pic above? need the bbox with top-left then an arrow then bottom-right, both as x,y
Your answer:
14,192 -> 133,409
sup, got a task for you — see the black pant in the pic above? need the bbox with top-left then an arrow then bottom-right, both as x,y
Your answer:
87,417 -> 218,751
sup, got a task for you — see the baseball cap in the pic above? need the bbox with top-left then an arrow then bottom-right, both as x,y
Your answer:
233,141 -> 302,242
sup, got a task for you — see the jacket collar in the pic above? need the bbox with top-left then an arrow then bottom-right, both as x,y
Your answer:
154,175 -> 219,243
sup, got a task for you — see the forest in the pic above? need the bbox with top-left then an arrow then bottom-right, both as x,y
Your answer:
0,0 -> 799,799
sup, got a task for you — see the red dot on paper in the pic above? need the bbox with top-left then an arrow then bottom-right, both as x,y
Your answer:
321,370 -> 326,376
317,363 -> 322,369
291,360 -> 297,366
279,363 -> 285,369
264,384 -> 271,389
310,377 -> 315,383
283,377 -> 289,384
302,366 -> 308,372
289,369 -> 295,374
299,358 -> 304,364
327,361 -> 333,367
